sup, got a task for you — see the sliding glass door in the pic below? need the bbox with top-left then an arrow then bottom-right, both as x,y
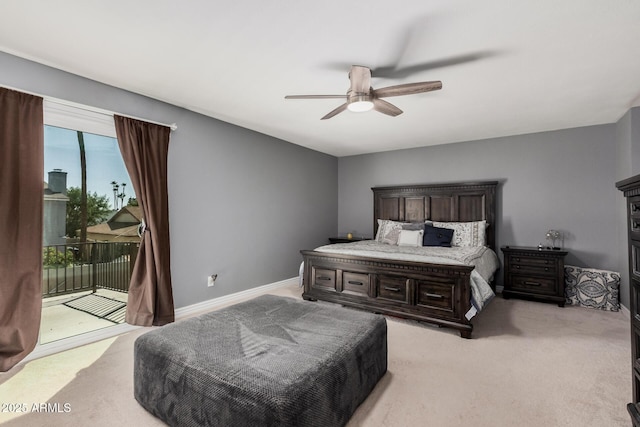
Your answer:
41,124 -> 138,344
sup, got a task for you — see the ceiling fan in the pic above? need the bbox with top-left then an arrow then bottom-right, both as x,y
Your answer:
285,65 -> 442,120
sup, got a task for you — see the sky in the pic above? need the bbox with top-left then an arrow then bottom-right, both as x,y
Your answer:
44,125 -> 134,210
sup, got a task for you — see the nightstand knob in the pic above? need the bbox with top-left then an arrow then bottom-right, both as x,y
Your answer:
515,257 -> 520,262
515,265 -> 520,269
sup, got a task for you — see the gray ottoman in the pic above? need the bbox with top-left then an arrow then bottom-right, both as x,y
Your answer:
134,294 -> 387,427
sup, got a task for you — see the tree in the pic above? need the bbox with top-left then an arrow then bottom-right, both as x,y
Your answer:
42,247 -> 74,268
110,180 -> 119,209
66,187 -> 111,238
118,182 -> 126,209
77,131 -> 88,243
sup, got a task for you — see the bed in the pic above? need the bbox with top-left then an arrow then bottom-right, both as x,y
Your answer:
301,181 -> 499,338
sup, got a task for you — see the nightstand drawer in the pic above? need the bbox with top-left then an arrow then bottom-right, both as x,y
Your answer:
508,253 -> 556,266
508,256 -> 556,276
510,275 -> 557,294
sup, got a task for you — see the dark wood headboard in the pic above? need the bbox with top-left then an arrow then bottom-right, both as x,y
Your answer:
372,181 -> 499,250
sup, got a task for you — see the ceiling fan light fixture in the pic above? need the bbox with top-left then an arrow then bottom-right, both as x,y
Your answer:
347,94 -> 374,112
347,101 -> 374,112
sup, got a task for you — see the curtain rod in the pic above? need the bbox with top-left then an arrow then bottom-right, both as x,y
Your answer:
1,84 -> 178,131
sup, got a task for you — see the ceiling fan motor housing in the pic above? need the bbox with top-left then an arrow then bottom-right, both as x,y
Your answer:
347,65 -> 374,111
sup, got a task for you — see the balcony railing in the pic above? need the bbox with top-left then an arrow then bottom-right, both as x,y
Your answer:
42,242 -> 139,298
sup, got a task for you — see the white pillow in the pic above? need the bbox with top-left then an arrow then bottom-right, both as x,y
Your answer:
431,220 -> 487,247
397,229 -> 424,247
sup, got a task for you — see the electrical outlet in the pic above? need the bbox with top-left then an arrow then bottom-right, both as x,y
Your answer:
207,274 -> 217,287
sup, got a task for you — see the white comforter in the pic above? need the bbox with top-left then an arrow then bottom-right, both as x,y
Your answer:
312,240 -> 498,318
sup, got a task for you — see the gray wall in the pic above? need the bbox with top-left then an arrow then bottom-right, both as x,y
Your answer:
0,52 -> 338,309
338,125 -> 622,301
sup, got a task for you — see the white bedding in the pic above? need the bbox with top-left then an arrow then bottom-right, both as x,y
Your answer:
311,240 -> 498,318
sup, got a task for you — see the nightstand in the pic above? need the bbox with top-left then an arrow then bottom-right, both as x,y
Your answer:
328,236 -> 367,244
501,246 -> 568,307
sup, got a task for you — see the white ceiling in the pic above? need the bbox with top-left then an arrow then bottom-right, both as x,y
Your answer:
1,1 -> 640,157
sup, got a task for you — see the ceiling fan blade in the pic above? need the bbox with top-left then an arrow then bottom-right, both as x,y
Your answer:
285,95 -> 347,100
374,81 -> 442,98
325,52 -> 497,79
372,51 -> 498,79
321,103 -> 348,120
373,99 -> 403,117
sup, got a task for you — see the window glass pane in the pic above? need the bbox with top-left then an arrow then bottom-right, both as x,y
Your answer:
41,125 -> 138,344
44,126 -> 134,212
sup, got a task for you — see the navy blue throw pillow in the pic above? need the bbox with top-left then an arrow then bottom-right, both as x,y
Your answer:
423,225 -> 454,247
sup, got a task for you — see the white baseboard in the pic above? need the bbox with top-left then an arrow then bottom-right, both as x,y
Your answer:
21,277 -> 297,365
175,277 -> 298,319
621,303 -> 630,319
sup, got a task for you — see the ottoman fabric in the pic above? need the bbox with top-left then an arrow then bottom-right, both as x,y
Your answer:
134,294 -> 387,427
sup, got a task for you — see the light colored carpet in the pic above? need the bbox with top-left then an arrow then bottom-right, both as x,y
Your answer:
0,283 -> 632,426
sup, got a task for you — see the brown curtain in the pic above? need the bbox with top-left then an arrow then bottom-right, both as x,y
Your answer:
114,115 -> 174,326
0,88 -> 44,371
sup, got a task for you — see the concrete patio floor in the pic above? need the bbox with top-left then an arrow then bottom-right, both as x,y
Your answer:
40,289 -> 128,344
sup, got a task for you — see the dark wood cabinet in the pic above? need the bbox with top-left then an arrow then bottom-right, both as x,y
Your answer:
501,246 -> 568,306
328,236 -> 367,244
616,175 -> 640,424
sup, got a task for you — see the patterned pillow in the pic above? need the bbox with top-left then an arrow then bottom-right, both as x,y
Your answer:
431,220 -> 487,247
564,265 -> 620,311
375,219 -> 406,245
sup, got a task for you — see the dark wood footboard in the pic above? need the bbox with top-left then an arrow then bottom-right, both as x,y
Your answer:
301,250 -> 476,338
